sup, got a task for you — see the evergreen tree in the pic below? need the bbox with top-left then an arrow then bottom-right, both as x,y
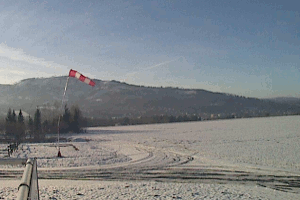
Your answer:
42,120 -> 49,134
122,117 -> 130,125
51,117 -> 58,134
18,109 -> 24,123
63,105 -> 70,123
12,110 -> 17,123
5,108 -> 14,137
169,115 -> 176,123
28,115 -> 33,139
61,105 -> 71,133
16,109 -> 25,143
33,108 -> 43,140
70,106 -> 82,133
6,108 -> 12,122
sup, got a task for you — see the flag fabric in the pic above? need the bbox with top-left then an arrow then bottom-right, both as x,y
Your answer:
69,69 -> 95,87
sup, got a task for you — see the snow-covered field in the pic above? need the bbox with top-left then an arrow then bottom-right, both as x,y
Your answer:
1,115 -> 300,199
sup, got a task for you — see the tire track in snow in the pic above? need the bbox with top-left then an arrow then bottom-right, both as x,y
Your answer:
1,142 -> 299,194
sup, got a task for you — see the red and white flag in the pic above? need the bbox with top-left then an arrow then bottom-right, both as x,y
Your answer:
69,69 -> 95,87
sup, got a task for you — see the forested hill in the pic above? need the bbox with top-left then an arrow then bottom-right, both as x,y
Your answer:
0,76 -> 298,119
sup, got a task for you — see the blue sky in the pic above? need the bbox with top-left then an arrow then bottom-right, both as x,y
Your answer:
0,0 -> 299,98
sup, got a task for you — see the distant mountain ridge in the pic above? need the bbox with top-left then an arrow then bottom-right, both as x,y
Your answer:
0,76 -> 299,119
265,97 -> 300,104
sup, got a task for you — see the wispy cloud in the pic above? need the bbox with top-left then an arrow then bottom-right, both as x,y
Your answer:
0,43 -> 67,71
0,69 -> 26,75
0,43 -> 73,84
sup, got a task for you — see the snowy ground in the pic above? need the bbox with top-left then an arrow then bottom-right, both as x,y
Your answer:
1,115 -> 300,199
1,179 -> 298,200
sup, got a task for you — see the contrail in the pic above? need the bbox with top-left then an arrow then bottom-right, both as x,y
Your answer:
122,56 -> 184,82
146,56 -> 183,70
129,56 -> 183,75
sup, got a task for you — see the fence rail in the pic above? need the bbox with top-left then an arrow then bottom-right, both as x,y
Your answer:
17,158 -> 39,200
0,158 -> 26,165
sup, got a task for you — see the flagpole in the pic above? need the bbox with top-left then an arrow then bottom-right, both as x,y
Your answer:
57,76 -> 70,157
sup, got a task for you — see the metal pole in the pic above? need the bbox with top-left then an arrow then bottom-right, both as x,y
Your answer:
29,158 -> 39,200
57,76 -> 70,157
17,159 -> 33,200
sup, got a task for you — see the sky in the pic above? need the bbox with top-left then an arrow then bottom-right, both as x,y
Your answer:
0,0 -> 299,98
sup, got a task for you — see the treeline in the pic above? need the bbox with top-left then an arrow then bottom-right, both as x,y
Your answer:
1,105 -> 84,143
86,114 -> 202,127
